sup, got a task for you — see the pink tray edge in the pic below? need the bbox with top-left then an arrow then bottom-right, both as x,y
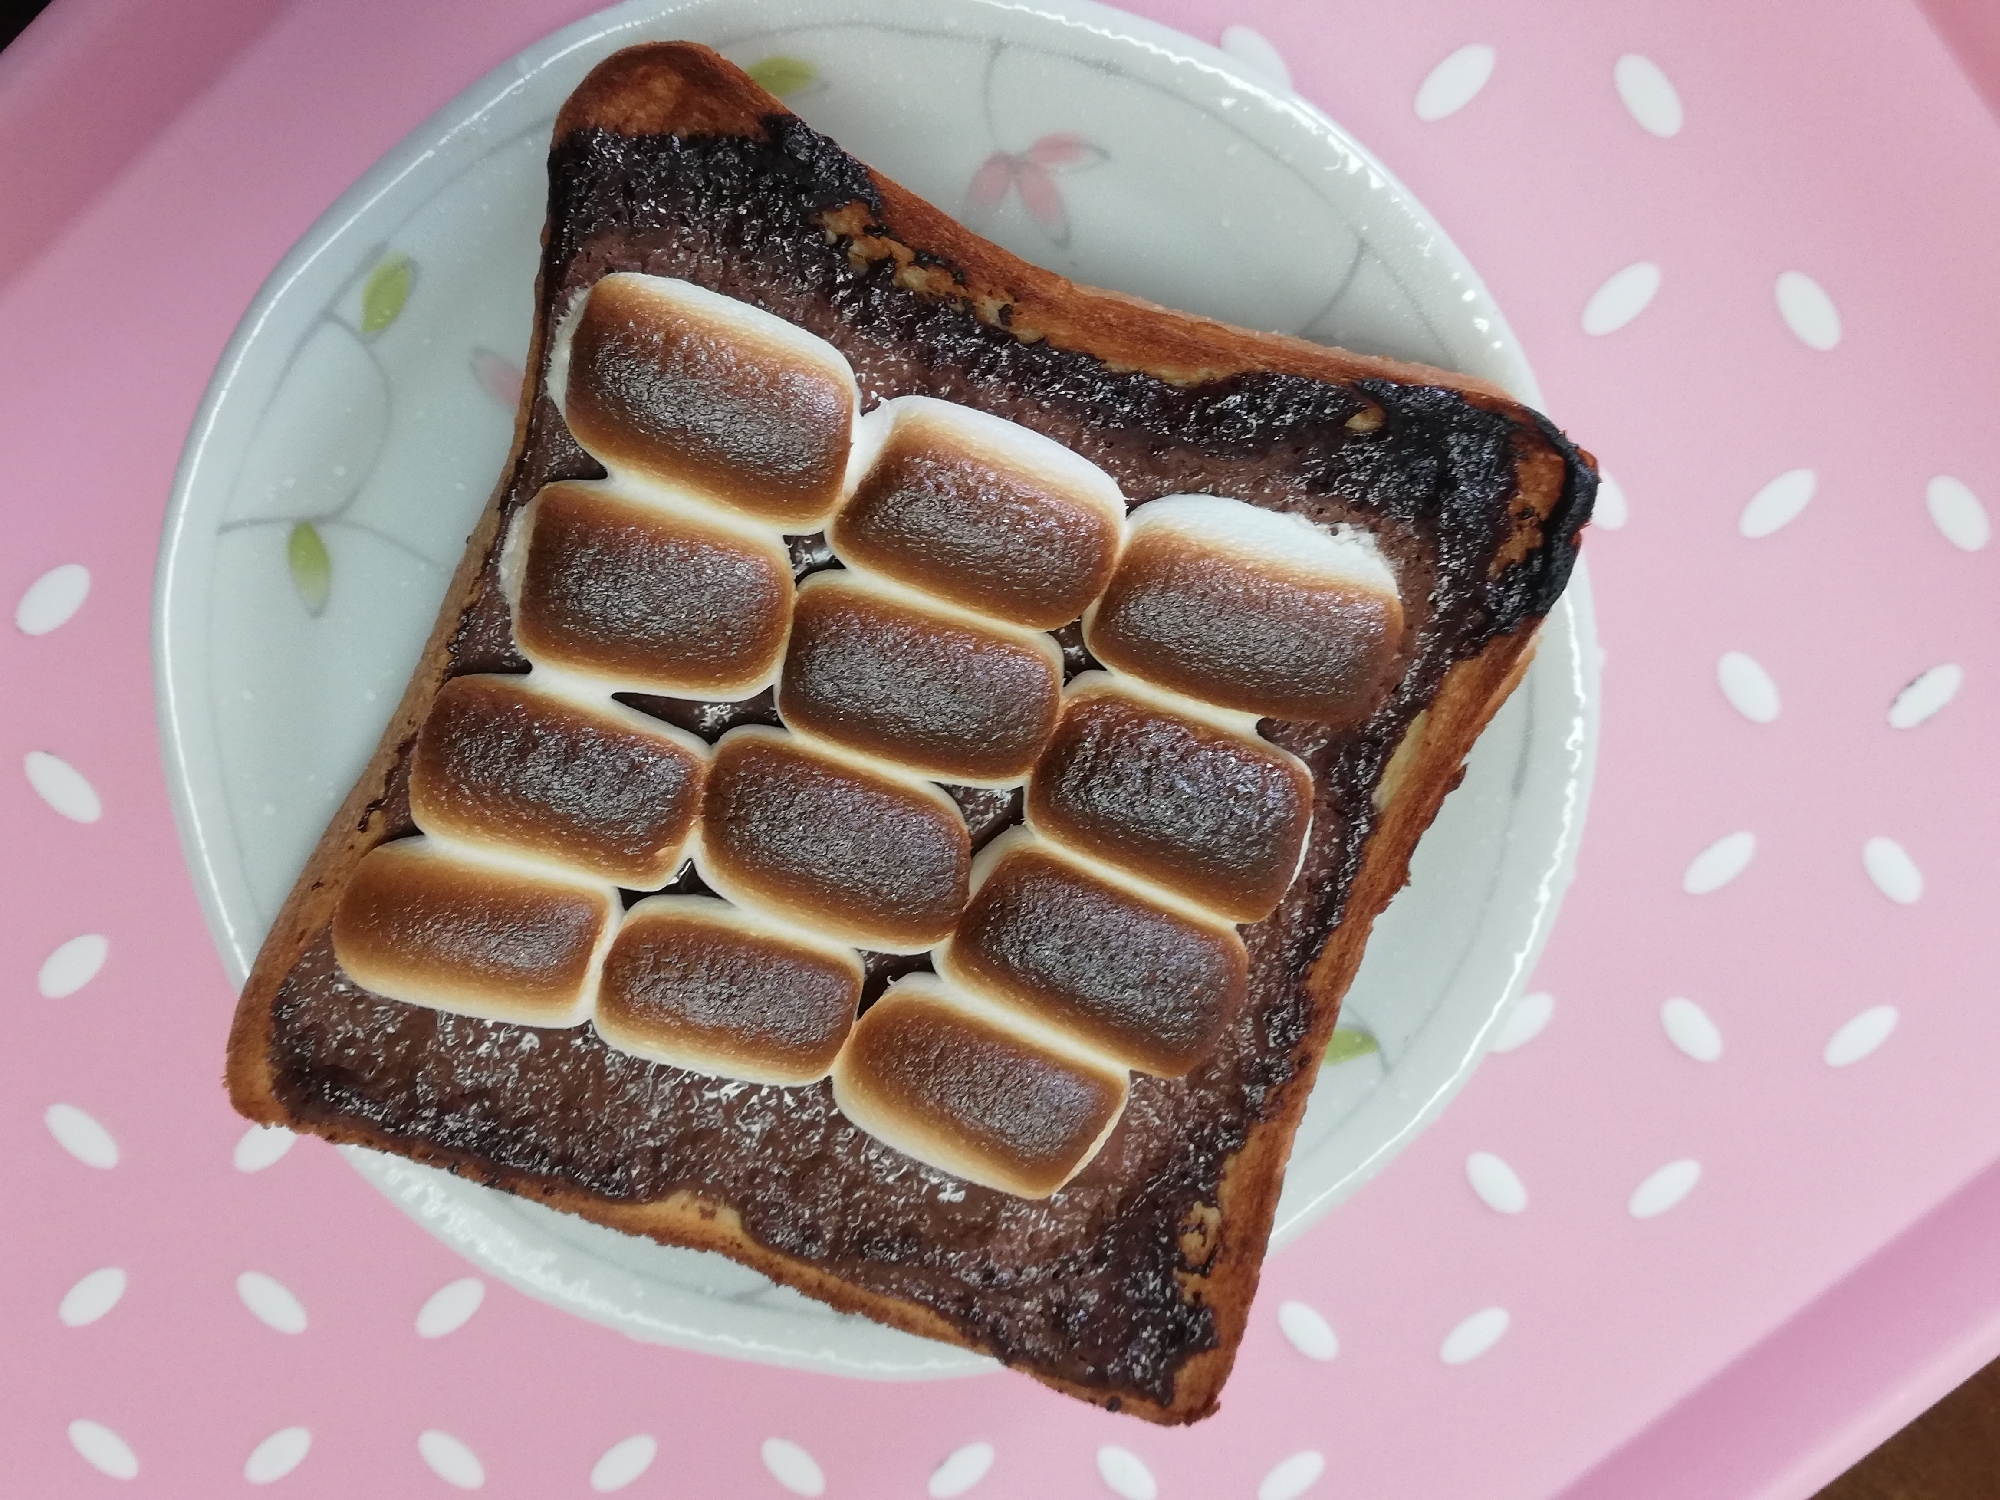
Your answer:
1559,1149 -> 2000,1499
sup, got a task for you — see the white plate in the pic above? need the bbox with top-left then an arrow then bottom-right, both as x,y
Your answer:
156,0 -> 1596,1380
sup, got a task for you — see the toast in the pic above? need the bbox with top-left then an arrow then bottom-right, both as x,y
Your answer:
224,42 -> 1593,1423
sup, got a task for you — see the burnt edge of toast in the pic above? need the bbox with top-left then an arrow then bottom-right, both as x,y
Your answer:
232,46 -> 1593,1424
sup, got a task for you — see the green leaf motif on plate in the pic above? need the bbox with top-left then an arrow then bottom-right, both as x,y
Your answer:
1324,1028 -> 1379,1065
288,520 -> 331,616
361,254 -> 413,334
747,55 -> 817,97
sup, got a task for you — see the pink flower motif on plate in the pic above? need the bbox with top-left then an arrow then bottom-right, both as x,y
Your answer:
967,133 -> 1107,247
470,347 -> 524,409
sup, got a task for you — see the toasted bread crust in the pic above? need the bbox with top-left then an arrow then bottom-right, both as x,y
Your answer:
227,43 -> 1589,1423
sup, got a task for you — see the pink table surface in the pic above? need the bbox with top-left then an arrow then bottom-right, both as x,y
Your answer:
4,0 -> 1998,1496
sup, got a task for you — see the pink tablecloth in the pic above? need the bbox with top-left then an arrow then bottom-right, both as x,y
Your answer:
4,1 -> 1998,1496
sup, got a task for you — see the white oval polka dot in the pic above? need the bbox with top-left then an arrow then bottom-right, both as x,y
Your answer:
1629,1158 -> 1701,1218
1826,1005 -> 1898,1067
928,1441 -> 996,1498
1927,475 -> 1989,551
70,1419 -> 138,1479
1592,473 -> 1628,529
37,933 -> 108,998
419,1430 -> 484,1490
238,1271 -> 308,1334
1096,1446 -> 1157,1500
1661,998 -> 1723,1062
1414,43 -> 1496,121
1581,261 -> 1660,336
762,1438 -> 825,1497
1888,664 -> 1962,729
416,1277 -> 486,1338
60,1267 -> 127,1327
246,1427 -> 312,1484
17,563 -> 91,635
1740,468 -> 1816,538
1613,54 -> 1682,137
234,1124 -> 297,1173
1440,1306 -> 1509,1364
1862,837 -> 1922,903
1716,652 -> 1780,722
1776,271 -> 1841,351
1258,1450 -> 1327,1500
1465,1152 -> 1528,1214
591,1434 -> 657,1493
1490,991 -> 1553,1053
25,751 -> 101,822
46,1103 -> 119,1168
1683,831 -> 1755,894
1220,25 -> 1290,89
1277,1300 -> 1339,1361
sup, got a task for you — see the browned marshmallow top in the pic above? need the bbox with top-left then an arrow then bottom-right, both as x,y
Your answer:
1026,677 -> 1314,923
778,573 -> 1062,786
831,977 -> 1129,1200
1086,496 -> 1405,729
830,397 -> 1126,629
409,675 -> 706,890
698,728 -> 972,953
595,897 -> 862,1086
556,272 -> 856,528
330,839 -> 614,1027
939,833 -> 1245,1078
511,482 -> 794,698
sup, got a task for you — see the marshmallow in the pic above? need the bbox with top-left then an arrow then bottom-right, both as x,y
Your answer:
831,974 -> 1129,1199
508,481 -> 795,700
594,895 -> 863,1085
330,836 -> 617,1027
1025,675 -> 1313,923
832,396 -> 1126,630
936,830 -> 1245,1077
551,273 -> 857,530
409,674 -> 706,890
777,572 -> 1063,786
697,727 -> 971,954
1084,494 -> 1405,728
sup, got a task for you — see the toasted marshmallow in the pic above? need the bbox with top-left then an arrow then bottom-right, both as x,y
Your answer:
832,396 -> 1127,630
697,727 -> 971,954
330,836 -> 617,1027
936,829 -> 1245,1078
409,674 -> 706,890
507,481 -> 795,700
831,974 -> 1128,1199
594,895 -> 862,1085
551,273 -> 857,530
777,571 -> 1063,787
1084,494 -> 1405,728
1025,674 -> 1314,923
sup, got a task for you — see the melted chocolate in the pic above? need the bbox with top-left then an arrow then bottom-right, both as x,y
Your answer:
265,113 -> 1593,1403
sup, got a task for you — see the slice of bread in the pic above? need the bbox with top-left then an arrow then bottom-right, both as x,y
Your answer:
225,42 -> 1593,1423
